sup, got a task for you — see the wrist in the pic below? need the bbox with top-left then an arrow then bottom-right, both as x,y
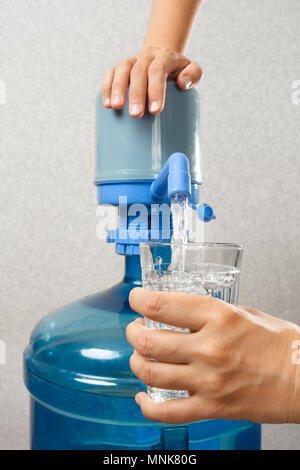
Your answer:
286,326 -> 300,423
141,43 -> 178,55
142,30 -> 185,54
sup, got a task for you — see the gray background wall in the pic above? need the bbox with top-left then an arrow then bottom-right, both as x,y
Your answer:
0,0 -> 299,449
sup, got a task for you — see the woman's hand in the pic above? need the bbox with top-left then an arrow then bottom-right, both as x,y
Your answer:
101,46 -> 202,118
126,288 -> 300,425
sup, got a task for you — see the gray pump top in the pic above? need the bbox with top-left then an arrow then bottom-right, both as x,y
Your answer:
95,81 -> 202,185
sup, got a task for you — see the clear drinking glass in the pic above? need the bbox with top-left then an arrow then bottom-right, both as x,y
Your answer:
140,242 -> 243,402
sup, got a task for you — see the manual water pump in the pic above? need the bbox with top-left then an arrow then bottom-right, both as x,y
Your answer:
24,81 -> 260,450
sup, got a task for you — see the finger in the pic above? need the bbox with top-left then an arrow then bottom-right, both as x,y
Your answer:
147,59 -> 167,114
101,67 -> 115,108
176,61 -> 203,90
126,319 -> 190,363
241,306 -> 263,317
132,317 -> 145,325
128,59 -> 151,117
111,59 -> 135,109
135,392 -> 203,424
129,287 -> 213,330
130,350 -> 196,391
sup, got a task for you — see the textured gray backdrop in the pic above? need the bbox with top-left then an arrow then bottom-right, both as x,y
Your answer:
0,0 -> 299,450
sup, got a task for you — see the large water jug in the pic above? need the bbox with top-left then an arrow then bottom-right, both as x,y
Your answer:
24,82 -> 261,450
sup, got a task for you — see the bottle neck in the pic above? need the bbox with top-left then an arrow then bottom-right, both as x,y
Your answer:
124,255 -> 142,283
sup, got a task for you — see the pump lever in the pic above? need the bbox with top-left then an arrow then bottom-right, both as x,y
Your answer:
196,203 -> 216,222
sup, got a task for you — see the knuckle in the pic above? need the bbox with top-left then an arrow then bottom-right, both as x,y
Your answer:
148,60 -> 166,74
210,296 -> 223,308
222,302 -> 235,317
205,373 -> 224,394
202,340 -> 231,364
161,407 -> 177,425
145,292 -> 163,317
158,49 -> 177,60
141,362 -> 154,386
137,332 -> 152,356
209,298 -> 229,318
213,342 -> 229,362
117,58 -> 132,69
217,305 -> 237,326
131,62 -> 147,76
136,51 -> 150,60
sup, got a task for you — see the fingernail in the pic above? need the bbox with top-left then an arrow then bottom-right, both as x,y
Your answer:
112,95 -> 122,106
149,101 -> 160,113
104,97 -> 110,107
130,104 -> 142,116
183,76 -> 193,90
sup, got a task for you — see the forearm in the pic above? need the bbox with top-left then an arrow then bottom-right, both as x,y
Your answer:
143,0 -> 204,53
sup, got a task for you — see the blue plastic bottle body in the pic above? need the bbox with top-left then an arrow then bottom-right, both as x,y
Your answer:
24,255 -> 261,450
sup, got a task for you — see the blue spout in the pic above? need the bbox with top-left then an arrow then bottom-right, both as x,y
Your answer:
151,153 -> 192,201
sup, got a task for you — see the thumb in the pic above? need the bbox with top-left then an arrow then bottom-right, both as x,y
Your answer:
177,61 -> 203,90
